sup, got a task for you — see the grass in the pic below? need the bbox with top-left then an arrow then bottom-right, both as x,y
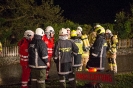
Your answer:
102,72 -> 133,88
0,72 -> 133,88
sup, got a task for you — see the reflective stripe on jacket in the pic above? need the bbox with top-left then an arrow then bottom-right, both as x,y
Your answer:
28,35 -> 48,68
42,35 -> 54,58
53,39 -> 79,75
18,38 -> 30,66
87,34 -> 106,70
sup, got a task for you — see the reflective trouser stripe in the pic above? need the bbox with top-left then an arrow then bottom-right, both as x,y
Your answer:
37,80 -> 45,83
31,79 -> 37,81
30,69 -> 46,88
59,79 -> 65,82
68,78 -> 75,81
21,58 -> 28,61
59,75 -> 65,82
22,81 -> 28,84
59,75 -> 66,88
22,83 -> 27,87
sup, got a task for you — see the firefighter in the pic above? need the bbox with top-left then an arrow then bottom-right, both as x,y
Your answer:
0,42 -> 2,55
77,26 -> 83,32
18,30 -> 34,88
28,28 -> 50,88
86,26 -> 107,72
53,28 -> 79,88
105,29 -> 118,73
70,30 -> 83,72
88,31 -> 97,47
42,26 -> 55,80
88,24 -> 102,47
79,31 -> 90,71
76,26 -> 82,38
66,28 -> 71,39
86,26 -> 107,88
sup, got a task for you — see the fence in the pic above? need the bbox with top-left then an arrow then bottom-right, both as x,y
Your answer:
0,39 -> 133,57
1,46 -> 19,57
118,39 -> 133,48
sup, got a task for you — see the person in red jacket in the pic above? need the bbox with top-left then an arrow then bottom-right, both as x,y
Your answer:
18,30 -> 34,88
42,26 -> 55,80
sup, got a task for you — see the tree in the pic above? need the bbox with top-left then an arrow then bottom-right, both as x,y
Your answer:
0,0 -> 64,45
114,11 -> 130,39
128,3 -> 133,38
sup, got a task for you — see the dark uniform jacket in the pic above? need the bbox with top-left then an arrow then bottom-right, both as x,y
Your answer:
28,34 -> 48,69
86,34 -> 106,71
53,39 -> 79,75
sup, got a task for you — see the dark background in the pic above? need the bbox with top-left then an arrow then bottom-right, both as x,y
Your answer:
54,0 -> 133,24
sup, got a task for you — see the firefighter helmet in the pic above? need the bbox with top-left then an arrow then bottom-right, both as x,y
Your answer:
71,30 -> 77,37
66,28 -> 71,35
24,30 -> 34,39
114,35 -> 117,38
45,26 -> 54,33
76,29 -> 82,37
106,29 -> 112,34
66,28 -> 70,31
76,29 -> 82,35
95,26 -> 105,34
94,24 -> 102,29
35,28 -> 44,36
59,28 -> 68,36
77,26 -> 82,31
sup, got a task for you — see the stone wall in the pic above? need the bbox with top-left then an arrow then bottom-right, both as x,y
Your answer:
0,57 -> 19,66
117,48 -> 133,55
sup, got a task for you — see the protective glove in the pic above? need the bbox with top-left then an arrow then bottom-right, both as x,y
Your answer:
53,57 -> 58,63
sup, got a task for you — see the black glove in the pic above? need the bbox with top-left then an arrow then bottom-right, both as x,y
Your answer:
54,59 -> 58,63
106,46 -> 110,51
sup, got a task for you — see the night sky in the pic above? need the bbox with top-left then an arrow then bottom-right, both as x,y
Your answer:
54,0 -> 133,24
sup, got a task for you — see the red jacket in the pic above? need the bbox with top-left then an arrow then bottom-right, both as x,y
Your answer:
18,38 -> 30,66
42,35 -> 54,59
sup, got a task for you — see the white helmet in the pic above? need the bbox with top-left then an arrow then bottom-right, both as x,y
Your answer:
24,30 -> 34,39
35,28 -> 44,36
77,26 -> 82,31
59,28 -> 68,36
76,29 -> 82,35
66,28 -> 70,31
45,26 -> 54,33
106,29 -> 112,34
76,29 -> 82,37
